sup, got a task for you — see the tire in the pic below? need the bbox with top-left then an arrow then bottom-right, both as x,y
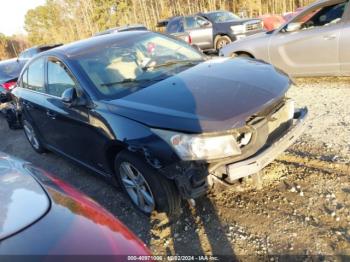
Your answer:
114,150 -> 181,217
22,117 -> 46,153
215,35 -> 232,51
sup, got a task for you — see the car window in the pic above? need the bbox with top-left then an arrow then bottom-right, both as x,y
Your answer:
204,11 -> 240,23
297,1 -> 348,29
47,60 -> 76,97
27,58 -> 45,93
185,16 -> 198,29
76,32 -> 204,99
167,19 -> 184,33
185,16 -> 209,29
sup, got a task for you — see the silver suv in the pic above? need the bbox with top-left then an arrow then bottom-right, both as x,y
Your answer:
220,0 -> 350,77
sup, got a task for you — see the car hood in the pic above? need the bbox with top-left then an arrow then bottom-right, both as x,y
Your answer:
105,58 -> 291,133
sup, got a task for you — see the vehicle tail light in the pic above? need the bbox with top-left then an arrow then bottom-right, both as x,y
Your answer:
2,81 -> 16,90
185,35 -> 192,44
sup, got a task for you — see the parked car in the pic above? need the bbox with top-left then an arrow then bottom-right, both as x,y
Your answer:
94,24 -> 148,36
283,7 -> 305,22
18,43 -> 63,64
0,44 -> 62,91
259,14 -> 286,31
220,0 -> 350,77
0,58 -> 22,91
0,152 -> 151,255
9,31 -> 308,216
161,11 -> 263,51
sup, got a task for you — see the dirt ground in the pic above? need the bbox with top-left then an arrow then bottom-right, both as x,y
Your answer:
0,77 -> 349,260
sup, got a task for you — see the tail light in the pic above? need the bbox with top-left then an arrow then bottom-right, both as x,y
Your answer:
185,35 -> 192,44
2,81 -> 16,90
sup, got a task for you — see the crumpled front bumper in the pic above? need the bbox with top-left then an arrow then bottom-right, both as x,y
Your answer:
220,108 -> 308,183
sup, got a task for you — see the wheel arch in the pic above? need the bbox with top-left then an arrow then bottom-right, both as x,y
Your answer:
233,51 -> 255,58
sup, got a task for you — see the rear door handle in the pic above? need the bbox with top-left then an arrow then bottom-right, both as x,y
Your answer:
23,101 -> 33,110
323,35 -> 336,40
46,111 -> 56,120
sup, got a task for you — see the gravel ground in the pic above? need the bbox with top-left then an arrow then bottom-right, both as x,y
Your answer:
0,77 -> 349,259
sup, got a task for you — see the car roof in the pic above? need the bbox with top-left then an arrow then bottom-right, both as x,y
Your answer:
23,43 -> 63,53
94,24 -> 147,36
45,30 -> 152,58
202,10 -> 229,14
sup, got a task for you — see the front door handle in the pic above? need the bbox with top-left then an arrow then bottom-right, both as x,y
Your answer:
323,35 -> 336,40
46,111 -> 57,120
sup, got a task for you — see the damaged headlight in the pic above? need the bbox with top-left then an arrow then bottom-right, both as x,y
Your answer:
153,129 -> 242,161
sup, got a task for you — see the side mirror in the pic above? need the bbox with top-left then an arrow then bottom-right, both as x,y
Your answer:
201,21 -> 211,28
61,87 -> 77,105
285,22 -> 301,32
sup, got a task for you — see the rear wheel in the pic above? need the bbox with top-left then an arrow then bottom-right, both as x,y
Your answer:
23,118 -> 46,153
114,151 -> 181,217
215,35 -> 232,51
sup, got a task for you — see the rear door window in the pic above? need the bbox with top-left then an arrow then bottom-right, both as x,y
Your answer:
185,16 -> 209,29
27,58 -> 45,93
47,60 -> 76,97
167,19 -> 184,33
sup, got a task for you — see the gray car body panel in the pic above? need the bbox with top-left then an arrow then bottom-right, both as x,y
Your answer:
0,153 -> 50,240
220,0 -> 350,77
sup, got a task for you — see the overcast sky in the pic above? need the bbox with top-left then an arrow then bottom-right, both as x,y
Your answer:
0,0 -> 46,36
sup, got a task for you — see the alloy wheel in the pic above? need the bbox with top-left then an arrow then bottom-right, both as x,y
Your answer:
23,120 -> 40,150
217,39 -> 230,50
119,161 -> 155,213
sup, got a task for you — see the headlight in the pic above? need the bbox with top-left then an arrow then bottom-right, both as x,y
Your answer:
153,129 -> 242,161
230,25 -> 245,34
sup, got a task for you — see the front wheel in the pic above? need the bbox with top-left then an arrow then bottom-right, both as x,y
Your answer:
114,151 -> 181,217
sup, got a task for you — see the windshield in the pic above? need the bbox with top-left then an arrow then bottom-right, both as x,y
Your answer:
0,60 -> 21,83
205,11 -> 241,23
76,33 -> 205,99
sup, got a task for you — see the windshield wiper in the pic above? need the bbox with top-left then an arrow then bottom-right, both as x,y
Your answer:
101,76 -> 168,87
142,59 -> 202,71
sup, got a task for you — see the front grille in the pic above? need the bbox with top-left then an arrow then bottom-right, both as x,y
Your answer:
245,21 -> 262,32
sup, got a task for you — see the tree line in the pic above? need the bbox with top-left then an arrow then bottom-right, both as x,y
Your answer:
0,34 -> 29,60
1,0 -> 314,59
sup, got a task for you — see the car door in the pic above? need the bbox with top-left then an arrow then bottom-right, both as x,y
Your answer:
184,16 -> 213,49
166,17 -> 188,41
44,57 -> 101,171
269,1 -> 348,76
18,58 -> 50,140
339,3 -> 350,75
